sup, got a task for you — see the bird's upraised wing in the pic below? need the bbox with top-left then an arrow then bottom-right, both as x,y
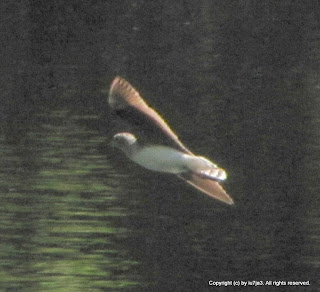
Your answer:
109,76 -> 192,154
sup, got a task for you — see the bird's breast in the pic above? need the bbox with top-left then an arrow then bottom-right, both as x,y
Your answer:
132,146 -> 188,173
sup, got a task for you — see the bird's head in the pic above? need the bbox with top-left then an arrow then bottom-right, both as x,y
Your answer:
111,132 -> 138,156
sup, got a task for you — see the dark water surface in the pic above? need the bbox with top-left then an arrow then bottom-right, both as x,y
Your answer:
1,1 -> 320,291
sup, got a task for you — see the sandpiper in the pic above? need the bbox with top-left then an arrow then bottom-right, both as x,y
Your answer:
109,77 -> 233,205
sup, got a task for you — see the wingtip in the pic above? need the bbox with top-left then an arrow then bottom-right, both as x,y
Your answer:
109,76 -> 122,94
110,76 -> 124,88
215,190 -> 234,205
178,174 -> 234,206
225,196 -> 235,205
109,76 -> 134,94
108,76 -> 145,110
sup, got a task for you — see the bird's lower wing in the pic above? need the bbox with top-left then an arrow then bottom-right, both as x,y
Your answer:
178,173 -> 234,205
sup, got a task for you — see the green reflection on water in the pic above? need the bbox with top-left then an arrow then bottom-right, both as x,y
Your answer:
0,110 -> 140,291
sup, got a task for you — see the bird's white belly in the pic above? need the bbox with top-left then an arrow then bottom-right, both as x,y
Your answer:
132,146 -> 187,173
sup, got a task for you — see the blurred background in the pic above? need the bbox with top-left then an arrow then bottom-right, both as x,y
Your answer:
0,0 -> 319,291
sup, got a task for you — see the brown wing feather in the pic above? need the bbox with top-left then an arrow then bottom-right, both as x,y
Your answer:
109,76 -> 192,154
178,174 -> 234,205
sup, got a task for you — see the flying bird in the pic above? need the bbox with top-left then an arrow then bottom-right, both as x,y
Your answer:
108,76 -> 233,205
